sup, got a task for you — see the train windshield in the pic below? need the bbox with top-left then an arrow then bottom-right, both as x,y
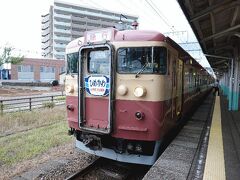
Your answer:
87,49 -> 110,75
67,52 -> 79,74
117,47 -> 167,74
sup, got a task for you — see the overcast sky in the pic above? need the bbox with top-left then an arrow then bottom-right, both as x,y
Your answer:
0,0 -> 211,68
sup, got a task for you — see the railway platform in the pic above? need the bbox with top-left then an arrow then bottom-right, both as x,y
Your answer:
143,93 -> 240,180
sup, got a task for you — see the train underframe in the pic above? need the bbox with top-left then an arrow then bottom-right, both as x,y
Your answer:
73,130 -> 161,165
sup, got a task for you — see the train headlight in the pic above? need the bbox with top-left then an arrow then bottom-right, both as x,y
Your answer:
65,84 -> 74,93
134,86 -> 147,97
117,85 -> 128,96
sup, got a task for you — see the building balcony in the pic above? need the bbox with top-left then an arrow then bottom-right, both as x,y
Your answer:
53,35 -> 71,43
41,42 -> 52,50
41,29 -> 50,36
71,23 -> 86,30
54,27 -> 71,35
42,52 -> 53,58
42,15 -> 50,24
53,50 -> 65,56
54,13 -> 71,21
71,16 -> 87,22
54,5 -> 123,22
54,54 -> 65,60
41,22 -> 50,30
54,20 -> 71,28
41,34 -> 51,43
53,43 -> 66,49
86,18 -> 102,25
101,20 -> 116,27
71,30 -> 84,37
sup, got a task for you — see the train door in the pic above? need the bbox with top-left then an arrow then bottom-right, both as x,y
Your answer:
171,54 -> 176,118
78,44 -> 113,134
176,59 -> 183,116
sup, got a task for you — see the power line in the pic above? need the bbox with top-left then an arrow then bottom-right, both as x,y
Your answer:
145,0 -> 174,31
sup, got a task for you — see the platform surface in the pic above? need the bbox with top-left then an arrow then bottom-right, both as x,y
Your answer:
144,94 -> 240,180
220,96 -> 240,180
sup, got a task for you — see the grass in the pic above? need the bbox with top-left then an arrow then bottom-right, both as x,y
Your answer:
42,101 -> 55,108
55,96 -> 66,101
0,106 -> 66,136
0,121 -> 73,165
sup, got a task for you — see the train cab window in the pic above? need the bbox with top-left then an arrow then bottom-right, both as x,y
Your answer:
87,49 -> 110,75
67,52 -> 79,74
117,47 -> 167,74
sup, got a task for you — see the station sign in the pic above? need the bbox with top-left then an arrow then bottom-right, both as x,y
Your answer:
84,75 -> 110,96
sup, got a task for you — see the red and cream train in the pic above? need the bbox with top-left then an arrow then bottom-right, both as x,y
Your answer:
65,28 -> 213,165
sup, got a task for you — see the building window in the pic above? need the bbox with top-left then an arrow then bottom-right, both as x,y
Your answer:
18,65 -> 34,72
42,66 -> 55,73
51,67 -> 55,73
40,66 -> 44,72
18,66 -> 22,72
60,66 -> 65,73
30,65 -> 34,72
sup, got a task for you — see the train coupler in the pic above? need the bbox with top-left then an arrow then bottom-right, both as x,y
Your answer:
82,134 -> 102,150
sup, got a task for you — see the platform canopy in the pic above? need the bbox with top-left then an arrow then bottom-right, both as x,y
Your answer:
177,0 -> 240,77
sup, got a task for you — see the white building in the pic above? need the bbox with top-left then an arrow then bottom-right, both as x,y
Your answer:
41,1 -> 138,60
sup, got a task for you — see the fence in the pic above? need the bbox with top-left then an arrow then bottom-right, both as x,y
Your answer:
0,95 -> 66,114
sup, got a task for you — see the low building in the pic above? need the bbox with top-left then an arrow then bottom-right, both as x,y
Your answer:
11,58 -> 65,82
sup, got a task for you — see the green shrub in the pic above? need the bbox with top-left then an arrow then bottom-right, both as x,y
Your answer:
55,96 -> 66,101
43,101 -> 55,108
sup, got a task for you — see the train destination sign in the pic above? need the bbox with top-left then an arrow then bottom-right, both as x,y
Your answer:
84,75 -> 110,96
86,29 -> 112,43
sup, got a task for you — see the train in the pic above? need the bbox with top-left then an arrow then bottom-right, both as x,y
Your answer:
65,27 -> 214,165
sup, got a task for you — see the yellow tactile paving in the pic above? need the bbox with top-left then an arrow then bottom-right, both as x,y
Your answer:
203,96 -> 225,180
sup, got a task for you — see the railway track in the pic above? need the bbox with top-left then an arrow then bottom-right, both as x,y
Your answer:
66,157 -> 150,180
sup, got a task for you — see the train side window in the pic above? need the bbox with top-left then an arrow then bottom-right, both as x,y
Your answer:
154,47 -> 167,75
67,52 -> 79,74
172,57 -> 176,87
167,50 -> 170,75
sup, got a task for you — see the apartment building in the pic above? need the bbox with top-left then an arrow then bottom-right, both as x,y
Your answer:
41,1 -> 138,60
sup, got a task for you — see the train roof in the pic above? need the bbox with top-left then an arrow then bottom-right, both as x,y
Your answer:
114,30 -> 166,42
66,37 -> 84,54
66,28 -> 210,75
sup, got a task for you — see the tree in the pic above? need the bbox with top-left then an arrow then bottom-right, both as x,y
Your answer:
0,46 -> 24,66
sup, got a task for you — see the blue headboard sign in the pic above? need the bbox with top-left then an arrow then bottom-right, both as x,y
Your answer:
84,75 -> 110,96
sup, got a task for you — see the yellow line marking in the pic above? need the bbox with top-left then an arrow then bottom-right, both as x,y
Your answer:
203,96 -> 225,180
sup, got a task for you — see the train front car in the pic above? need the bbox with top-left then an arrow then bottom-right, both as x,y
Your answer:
66,28 -> 180,165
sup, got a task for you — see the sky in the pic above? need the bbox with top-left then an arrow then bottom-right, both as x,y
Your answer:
0,0 -> 211,68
